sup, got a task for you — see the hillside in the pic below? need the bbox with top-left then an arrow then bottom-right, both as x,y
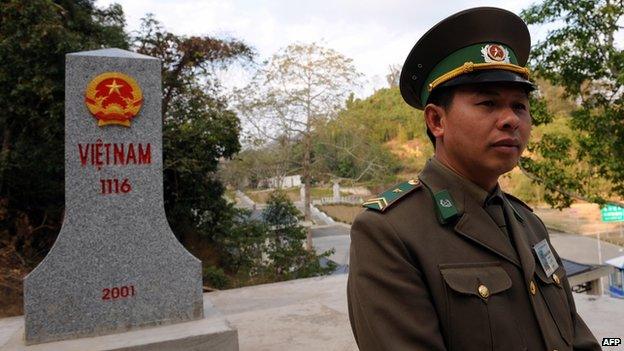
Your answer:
321,86 -> 554,204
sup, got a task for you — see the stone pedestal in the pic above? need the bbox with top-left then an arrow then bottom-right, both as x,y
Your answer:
1,298 -> 237,351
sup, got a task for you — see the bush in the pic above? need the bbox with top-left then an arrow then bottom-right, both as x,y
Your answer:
210,192 -> 335,287
202,265 -> 229,289
261,191 -> 335,280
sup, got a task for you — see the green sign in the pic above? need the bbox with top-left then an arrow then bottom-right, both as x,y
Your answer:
601,205 -> 624,222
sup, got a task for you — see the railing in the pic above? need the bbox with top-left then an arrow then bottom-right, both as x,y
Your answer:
312,195 -> 363,205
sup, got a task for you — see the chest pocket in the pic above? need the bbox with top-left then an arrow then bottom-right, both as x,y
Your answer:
440,263 -> 526,351
535,264 -> 574,346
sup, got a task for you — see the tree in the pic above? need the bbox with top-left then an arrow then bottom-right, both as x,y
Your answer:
219,137 -> 298,190
0,0 -> 128,316
133,16 -> 255,245
313,87 -> 429,185
237,43 -> 361,249
207,206 -> 269,286
386,64 -> 402,88
261,191 -> 334,280
520,0 -> 624,208
204,191 -> 335,288
0,0 -> 128,266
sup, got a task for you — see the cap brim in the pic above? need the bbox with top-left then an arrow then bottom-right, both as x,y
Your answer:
435,70 -> 536,92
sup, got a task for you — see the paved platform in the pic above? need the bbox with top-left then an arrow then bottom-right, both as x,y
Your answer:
0,297 -> 237,351
207,273 -> 624,350
2,274 -> 622,351
208,275 -> 356,351
312,224 -> 350,267
549,230 -> 624,264
2,229 -> 622,350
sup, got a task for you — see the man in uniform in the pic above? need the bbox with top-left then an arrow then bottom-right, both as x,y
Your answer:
347,7 -> 601,351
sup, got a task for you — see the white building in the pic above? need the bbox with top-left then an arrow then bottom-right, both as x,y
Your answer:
259,175 -> 302,189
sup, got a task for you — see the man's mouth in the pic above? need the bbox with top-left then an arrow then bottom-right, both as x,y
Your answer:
491,138 -> 520,152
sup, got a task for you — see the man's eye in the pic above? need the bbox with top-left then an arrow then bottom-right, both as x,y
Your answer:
477,100 -> 495,107
513,103 -> 527,110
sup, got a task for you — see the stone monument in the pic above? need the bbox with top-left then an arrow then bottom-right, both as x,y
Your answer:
332,181 -> 340,203
19,48 -> 234,348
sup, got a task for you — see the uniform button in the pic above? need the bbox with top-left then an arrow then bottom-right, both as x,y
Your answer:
552,273 -> 561,285
529,280 -> 537,295
478,284 -> 490,298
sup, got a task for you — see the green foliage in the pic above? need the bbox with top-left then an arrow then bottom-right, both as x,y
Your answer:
202,265 -> 229,289
522,1 -> 624,96
261,191 -> 335,280
313,87 -> 432,183
520,0 -> 624,208
237,42 -> 361,225
212,207 -> 268,275
0,2 -> 333,296
219,139 -> 299,190
502,171 -> 545,205
208,194 -> 334,287
0,0 -> 128,264
134,14 -> 254,120
336,88 -> 426,144
133,16 -> 254,243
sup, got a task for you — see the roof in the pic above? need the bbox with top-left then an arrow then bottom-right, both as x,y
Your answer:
562,258 -> 593,276
605,255 -> 624,269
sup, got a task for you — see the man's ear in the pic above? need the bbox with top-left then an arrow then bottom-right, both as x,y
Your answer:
424,104 -> 446,139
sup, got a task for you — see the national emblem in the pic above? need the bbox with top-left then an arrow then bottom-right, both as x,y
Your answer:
85,72 -> 143,127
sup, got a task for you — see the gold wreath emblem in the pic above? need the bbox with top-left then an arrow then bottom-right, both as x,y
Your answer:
84,72 -> 143,127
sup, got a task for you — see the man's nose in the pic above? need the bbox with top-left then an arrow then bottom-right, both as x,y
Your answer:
497,107 -> 521,130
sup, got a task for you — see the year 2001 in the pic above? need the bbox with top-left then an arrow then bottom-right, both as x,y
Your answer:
102,284 -> 135,300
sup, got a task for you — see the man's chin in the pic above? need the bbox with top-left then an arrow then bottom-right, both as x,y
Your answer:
493,160 -> 520,176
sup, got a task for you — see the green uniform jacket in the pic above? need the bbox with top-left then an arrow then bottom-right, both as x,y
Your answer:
347,160 -> 601,351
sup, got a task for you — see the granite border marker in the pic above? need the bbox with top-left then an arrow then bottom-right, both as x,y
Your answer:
23,48 -> 205,344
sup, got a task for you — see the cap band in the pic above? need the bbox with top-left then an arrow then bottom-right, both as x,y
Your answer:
420,42 -> 530,104
428,62 -> 529,91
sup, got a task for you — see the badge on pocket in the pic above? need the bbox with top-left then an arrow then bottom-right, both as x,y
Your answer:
533,239 -> 559,277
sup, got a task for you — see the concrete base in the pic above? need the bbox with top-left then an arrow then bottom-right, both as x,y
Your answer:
0,297 -> 238,351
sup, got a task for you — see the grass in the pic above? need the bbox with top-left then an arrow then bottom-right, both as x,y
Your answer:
534,202 -> 624,247
246,187 -> 624,248
245,187 -> 350,204
224,189 -> 236,202
318,204 -> 364,224
245,189 -> 299,203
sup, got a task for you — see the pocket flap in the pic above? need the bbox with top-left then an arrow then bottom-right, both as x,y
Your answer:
441,264 -> 512,296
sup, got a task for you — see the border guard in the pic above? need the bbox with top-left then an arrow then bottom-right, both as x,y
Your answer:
347,7 -> 601,351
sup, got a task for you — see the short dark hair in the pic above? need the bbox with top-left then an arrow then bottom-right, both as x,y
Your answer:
424,86 -> 456,146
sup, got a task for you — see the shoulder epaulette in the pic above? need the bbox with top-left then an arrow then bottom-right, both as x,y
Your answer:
362,179 -> 422,212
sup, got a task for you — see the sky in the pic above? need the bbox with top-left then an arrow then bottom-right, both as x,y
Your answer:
97,0 -> 550,97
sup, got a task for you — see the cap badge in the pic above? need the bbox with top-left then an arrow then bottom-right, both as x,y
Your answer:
481,44 -> 510,63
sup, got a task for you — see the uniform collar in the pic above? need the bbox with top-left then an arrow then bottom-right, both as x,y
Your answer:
420,157 -> 501,218
429,157 -> 494,206
419,157 -> 525,269
421,158 -> 523,222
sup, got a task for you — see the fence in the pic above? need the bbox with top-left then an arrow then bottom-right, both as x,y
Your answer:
312,195 -> 363,205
